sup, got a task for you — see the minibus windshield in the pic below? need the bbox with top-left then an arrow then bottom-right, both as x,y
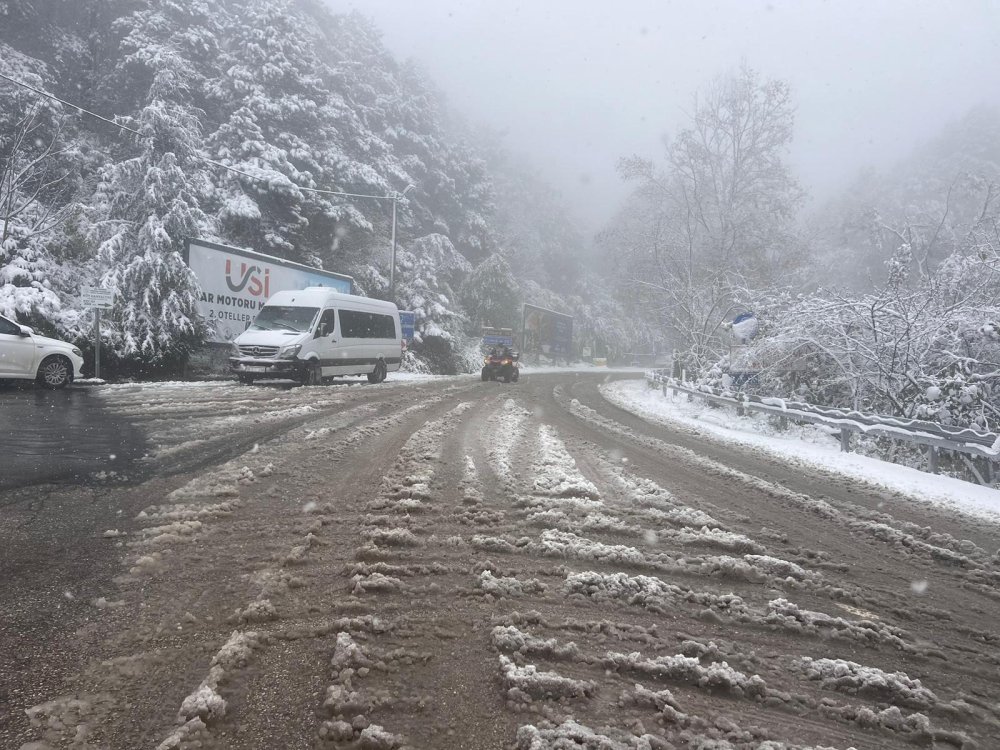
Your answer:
249,306 -> 320,333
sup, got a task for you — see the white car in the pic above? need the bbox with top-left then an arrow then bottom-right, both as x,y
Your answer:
0,313 -> 84,388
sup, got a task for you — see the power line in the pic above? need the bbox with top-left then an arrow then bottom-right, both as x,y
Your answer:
200,159 -> 394,201
0,70 -> 144,137
0,70 -> 396,202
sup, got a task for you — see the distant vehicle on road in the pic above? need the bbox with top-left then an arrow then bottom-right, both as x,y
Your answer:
0,313 -> 84,389
482,347 -> 519,383
229,288 -> 403,385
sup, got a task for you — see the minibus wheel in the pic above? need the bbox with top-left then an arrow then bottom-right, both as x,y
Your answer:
302,362 -> 322,386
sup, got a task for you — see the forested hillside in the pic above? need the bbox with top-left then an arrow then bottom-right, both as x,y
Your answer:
0,0 -> 649,374
600,66 -> 1000,440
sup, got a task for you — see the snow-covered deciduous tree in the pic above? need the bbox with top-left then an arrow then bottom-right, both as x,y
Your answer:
603,66 -> 805,375
0,43 -> 79,328
813,107 -> 1000,289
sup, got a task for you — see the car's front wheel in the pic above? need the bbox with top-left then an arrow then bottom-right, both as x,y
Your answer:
37,355 -> 72,389
302,362 -> 323,386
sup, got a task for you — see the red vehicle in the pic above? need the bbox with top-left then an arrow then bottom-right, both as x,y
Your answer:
481,347 -> 519,382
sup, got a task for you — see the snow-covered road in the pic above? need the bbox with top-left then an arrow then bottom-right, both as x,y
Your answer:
3,372 -> 1000,749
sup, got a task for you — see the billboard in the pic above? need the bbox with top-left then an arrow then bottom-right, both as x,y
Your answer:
184,239 -> 353,343
521,304 -> 573,358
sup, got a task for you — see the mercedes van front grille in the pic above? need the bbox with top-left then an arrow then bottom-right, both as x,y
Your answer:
238,345 -> 279,358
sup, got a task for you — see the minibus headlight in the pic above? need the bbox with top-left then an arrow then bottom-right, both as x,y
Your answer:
278,344 -> 302,359
231,343 -> 240,357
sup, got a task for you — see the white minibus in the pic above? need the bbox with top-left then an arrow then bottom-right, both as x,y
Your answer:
229,288 -> 403,385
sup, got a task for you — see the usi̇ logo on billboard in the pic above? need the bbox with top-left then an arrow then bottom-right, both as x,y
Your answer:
225,259 -> 270,297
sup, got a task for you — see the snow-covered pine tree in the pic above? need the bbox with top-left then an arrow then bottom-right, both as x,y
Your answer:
85,4 -> 215,371
460,253 -> 521,331
394,233 -> 474,372
206,0 -> 394,270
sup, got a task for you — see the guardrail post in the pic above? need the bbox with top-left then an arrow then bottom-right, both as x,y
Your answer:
983,458 -> 994,485
839,428 -> 851,452
736,400 -> 745,417
927,447 -> 939,474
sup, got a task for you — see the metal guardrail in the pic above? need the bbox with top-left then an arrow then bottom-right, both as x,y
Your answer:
645,370 -> 999,485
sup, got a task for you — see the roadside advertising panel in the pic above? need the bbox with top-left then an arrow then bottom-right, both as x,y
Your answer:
184,239 -> 353,343
521,303 -> 573,358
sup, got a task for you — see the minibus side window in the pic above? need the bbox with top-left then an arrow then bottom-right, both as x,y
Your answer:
317,309 -> 337,337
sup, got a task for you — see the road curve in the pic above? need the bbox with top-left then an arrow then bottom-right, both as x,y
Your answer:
2,372 -> 999,749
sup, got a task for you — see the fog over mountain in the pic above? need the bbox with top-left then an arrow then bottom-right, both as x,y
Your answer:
341,0 -> 1000,231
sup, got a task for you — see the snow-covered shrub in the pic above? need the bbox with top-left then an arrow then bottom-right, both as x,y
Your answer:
724,245 -> 1000,433
398,347 -> 432,374
0,230 -> 70,328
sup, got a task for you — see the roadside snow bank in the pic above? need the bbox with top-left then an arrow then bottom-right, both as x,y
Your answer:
603,380 -> 1000,521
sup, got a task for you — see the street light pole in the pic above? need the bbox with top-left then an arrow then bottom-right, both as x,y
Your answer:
388,183 -> 415,302
389,196 -> 397,299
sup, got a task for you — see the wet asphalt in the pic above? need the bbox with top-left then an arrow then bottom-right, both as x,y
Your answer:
0,382 -> 150,739
0,382 -> 147,491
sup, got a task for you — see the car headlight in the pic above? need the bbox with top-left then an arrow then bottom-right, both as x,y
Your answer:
72,347 -> 83,357
278,344 -> 302,359
231,343 -> 240,356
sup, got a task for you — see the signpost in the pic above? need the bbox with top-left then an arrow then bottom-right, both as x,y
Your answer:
80,287 -> 114,380
481,326 -> 514,348
399,311 -> 415,343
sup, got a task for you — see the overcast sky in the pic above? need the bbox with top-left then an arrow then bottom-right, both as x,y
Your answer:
333,0 -> 1000,233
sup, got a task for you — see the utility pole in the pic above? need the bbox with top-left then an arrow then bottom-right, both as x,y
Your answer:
388,184 -> 415,302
